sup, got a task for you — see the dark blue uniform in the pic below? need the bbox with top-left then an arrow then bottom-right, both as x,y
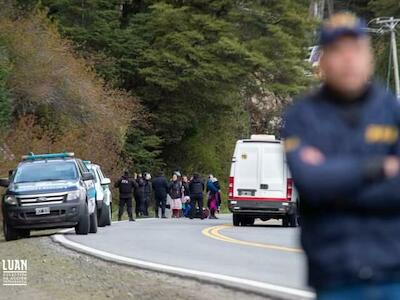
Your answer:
282,82 -> 400,290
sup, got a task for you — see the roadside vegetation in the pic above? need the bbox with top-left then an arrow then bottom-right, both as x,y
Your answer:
0,0 -> 397,215
0,1 -> 314,216
0,5 -> 139,179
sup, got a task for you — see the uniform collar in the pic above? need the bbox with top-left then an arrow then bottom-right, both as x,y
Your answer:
321,83 -> 373,106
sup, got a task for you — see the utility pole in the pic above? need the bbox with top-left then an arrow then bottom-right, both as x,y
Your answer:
309,0 -> 334,20
390,23 -> 400,99
370,17 -> 400,99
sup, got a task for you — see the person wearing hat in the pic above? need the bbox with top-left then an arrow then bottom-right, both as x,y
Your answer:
283,12 -> 400,299
143,172 -> 152,217
114,171 -> 137,221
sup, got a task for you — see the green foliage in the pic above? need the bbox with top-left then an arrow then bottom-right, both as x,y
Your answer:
14,0 -> 314,178
123,127 -> 164,172
369,0 -> 400,16
28,0 -> 124,84
0,2 -> 139,183
0,44 -> 12,131
333,1 -> 373,19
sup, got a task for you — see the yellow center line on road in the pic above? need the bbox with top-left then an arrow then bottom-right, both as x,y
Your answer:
202,224 -> 303,253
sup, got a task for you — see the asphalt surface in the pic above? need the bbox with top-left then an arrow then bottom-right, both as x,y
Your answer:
61,215 -> 310,298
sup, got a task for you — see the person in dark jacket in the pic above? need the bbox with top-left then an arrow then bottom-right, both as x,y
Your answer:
189,173 -> 205,219
169,173 -> 182,218
282,12 -> 400,299
134,173 -> 145,217
114,171 -> 137,221
152,171 -> 170,218
182,176 -> 190,197
143,173 -> 152,216
181,175 -> 190,216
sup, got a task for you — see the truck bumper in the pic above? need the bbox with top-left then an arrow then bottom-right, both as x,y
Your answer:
228,199 -> 296,217
4,200 -> 83,230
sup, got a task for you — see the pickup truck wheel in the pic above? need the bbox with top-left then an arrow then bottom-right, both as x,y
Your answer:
98,203 -> 111,227
75,202 -> 90,235
3,218 -> 18,241
89,204 -> 98,233
233,214 -> 240,226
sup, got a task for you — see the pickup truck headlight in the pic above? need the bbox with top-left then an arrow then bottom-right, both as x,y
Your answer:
5,195 -> 17,205
66,190 -> 80,201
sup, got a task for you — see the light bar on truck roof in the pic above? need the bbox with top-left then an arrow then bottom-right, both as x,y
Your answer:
83,160 -> 92,165
22,152 -> 75,161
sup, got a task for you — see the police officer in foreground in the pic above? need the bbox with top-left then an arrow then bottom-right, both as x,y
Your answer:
115,171 -> 137,221
283,12 -> 400,299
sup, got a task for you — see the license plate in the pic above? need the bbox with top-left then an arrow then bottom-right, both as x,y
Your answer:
35,207 -> 50,215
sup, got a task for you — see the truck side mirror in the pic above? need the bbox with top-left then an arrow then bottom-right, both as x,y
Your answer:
100,178 -> 111,185
82,172 -> 94,181
0,178 -> 10,187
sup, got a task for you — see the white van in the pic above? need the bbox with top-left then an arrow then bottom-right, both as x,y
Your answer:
228,135 -> 299,227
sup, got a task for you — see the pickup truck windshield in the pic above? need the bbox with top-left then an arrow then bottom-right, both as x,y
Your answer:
14,161 -> 78,183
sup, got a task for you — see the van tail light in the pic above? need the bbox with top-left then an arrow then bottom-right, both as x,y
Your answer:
287,178 -> 293,201
228,176 -> 234,198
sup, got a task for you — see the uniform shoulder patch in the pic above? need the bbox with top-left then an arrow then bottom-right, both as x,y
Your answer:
284,137 -> 300,152
365,125 -> 398,144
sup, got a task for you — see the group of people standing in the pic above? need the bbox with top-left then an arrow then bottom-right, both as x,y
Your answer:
114,171 -> 152,221
115,170 -> 221,221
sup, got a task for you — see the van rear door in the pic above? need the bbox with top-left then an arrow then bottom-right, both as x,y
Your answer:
259,142 -> 286,200
233,143 -> 260,198
233,141 -> 286,201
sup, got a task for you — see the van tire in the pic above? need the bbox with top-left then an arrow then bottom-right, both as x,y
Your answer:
233,214 -> 241,226
289,213 -> 297,227
243,217 -> 255,226
247,217 -> 255,226
3,218 -> 19,241
89,205 -> 98,233
75,202 -> 90,235
282,216 -> 290,227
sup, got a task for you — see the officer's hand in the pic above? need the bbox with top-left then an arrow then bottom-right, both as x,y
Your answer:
300,146 -> 325,166
384,157 -> 400,178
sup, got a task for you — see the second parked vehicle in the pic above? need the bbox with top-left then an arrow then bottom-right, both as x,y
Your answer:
84,161 -> 112,227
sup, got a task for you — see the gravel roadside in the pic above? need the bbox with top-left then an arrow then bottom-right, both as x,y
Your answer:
0,230 -> 271,300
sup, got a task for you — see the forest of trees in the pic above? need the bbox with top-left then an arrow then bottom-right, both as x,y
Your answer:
0,0 -> 398,189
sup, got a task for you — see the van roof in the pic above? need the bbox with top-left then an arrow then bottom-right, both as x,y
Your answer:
238,135 -> 281,143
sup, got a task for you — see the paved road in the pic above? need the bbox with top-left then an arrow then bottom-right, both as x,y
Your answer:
60,215 -> 312,299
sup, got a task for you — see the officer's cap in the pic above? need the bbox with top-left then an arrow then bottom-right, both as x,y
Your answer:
319,12 -> 368,46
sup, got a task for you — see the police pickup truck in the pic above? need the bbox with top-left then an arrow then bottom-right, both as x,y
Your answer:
0,152 -> 98,241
